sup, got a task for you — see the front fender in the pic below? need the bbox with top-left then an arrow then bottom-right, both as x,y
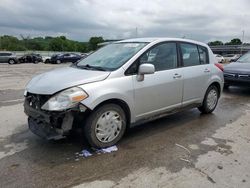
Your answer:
78,76 -> 136,123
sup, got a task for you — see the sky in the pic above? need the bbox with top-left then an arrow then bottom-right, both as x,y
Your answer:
0,0 -> 249,43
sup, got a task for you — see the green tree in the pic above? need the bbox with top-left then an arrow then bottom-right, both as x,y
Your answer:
208,40 -> 224,46
0,35 -> 98,52
225,38 -> 242,45
88,37 -> 104,51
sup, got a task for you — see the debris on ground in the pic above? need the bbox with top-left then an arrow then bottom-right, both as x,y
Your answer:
75,145 -> 118,160
94,145 -> 118,154
175,143 -> 191,163
217,165 -> 223,170
81,150 -> 93,157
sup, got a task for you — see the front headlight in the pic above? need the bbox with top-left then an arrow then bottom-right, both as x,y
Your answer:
41,87 -> 88,111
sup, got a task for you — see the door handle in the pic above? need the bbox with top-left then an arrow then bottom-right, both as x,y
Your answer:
173,74 -> 182,79
204,68 -> 210,73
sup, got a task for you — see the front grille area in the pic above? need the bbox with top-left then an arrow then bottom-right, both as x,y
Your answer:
224,72 -> 236,78
239,74 -> 250,80
224,72 -> 250,81
25,92 -> 51,110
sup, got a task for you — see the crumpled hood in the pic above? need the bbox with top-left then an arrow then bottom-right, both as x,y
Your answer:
26,66 -> 110,95
224,62 -> 250,74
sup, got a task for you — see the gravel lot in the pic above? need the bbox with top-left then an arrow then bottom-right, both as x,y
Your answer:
0,63 -> 250,188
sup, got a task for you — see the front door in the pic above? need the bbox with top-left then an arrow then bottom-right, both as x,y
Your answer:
132,42 -> 183,121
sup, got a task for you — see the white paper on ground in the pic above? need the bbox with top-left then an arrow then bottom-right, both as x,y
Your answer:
77,145 -> 118,158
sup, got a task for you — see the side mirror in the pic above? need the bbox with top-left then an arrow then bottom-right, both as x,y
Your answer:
137,64 -> 155,81
138,63 -> 155,75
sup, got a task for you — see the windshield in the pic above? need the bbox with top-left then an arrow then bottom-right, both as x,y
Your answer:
237,53 -> 250,63
76,42 -> 148,71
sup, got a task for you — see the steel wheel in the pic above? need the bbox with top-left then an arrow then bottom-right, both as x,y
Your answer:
95,111 -> 122,143
198,85 -> 219,114
8,59 -> 15,64
84,104 -> 127,148
206,89 -> 218,110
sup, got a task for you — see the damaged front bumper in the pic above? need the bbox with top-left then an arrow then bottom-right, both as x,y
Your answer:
24,99 -> 75,140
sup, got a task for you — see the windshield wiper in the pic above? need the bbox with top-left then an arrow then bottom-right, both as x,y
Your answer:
77,64 -> 108,71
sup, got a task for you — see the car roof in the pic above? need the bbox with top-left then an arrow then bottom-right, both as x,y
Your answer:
117,37 -> 208,47
0,51 -> 12,53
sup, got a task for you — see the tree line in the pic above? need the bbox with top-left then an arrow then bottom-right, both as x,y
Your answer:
0,35 -> 247,51
208,38 -> 246,46
0,35 -> 104,52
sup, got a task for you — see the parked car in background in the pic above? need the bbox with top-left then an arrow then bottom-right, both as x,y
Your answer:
24,38 -> 224,148
224,51 -> 250,88
18,54 -> 43,64
42,56 -> 51,63
214,54 -> 225,63
50,53 -> 82,64
0,51 -> 18,64
223,54 -> 241,62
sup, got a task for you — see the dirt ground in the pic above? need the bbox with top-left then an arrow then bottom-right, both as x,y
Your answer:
0,63 -> 250,188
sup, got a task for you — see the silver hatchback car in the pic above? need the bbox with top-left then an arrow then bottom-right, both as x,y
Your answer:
24,38 -> 224,148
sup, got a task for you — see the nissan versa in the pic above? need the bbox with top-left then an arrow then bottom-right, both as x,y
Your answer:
24,38 -> 224,148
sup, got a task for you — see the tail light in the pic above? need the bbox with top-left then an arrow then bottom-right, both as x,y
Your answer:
215,63 -> 224,71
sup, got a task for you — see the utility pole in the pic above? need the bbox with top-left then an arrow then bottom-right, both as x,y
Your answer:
241,30 -> 245,55
135,27 -> 138,38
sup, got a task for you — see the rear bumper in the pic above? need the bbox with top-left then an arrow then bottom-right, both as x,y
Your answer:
24,100 -> 74,140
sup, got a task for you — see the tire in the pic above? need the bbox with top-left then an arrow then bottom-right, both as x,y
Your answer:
56,60 -> 61,64
44,59 -> 49,64
8,59 -> 16,65
84,104 -> 127,148
198,85 -> 219,114
33,60 -> 39,64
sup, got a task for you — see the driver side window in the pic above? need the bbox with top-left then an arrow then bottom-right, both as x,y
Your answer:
140,42 -> 177,71
125,42 -> 178,75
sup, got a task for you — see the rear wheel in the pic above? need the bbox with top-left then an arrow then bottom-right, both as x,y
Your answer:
56,60 -> 61,64
198,85 -> 219,114
84,104 -> 127,148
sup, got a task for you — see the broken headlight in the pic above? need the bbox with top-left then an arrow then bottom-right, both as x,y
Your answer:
41,87 -> 88,111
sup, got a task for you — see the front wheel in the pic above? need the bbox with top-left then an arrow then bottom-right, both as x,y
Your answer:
84,104 -> 127,148
198,85 -> 219,114
8,59 -> 16,64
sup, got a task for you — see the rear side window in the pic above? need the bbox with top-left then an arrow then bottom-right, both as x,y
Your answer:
180,43 -> 200,67
198,46 -> 209,64
0,53 -> 11,56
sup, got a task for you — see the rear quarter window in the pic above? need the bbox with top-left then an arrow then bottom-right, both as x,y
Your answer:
198,46 -> 209,64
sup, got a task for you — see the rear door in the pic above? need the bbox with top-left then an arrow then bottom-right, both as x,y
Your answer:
179,43 -> 211,106
63,54 -> 71,62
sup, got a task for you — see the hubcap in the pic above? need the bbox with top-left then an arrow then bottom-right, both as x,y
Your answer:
207,89 -> 218,110
95,110 -> 122,143
9,60 -> 15,64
